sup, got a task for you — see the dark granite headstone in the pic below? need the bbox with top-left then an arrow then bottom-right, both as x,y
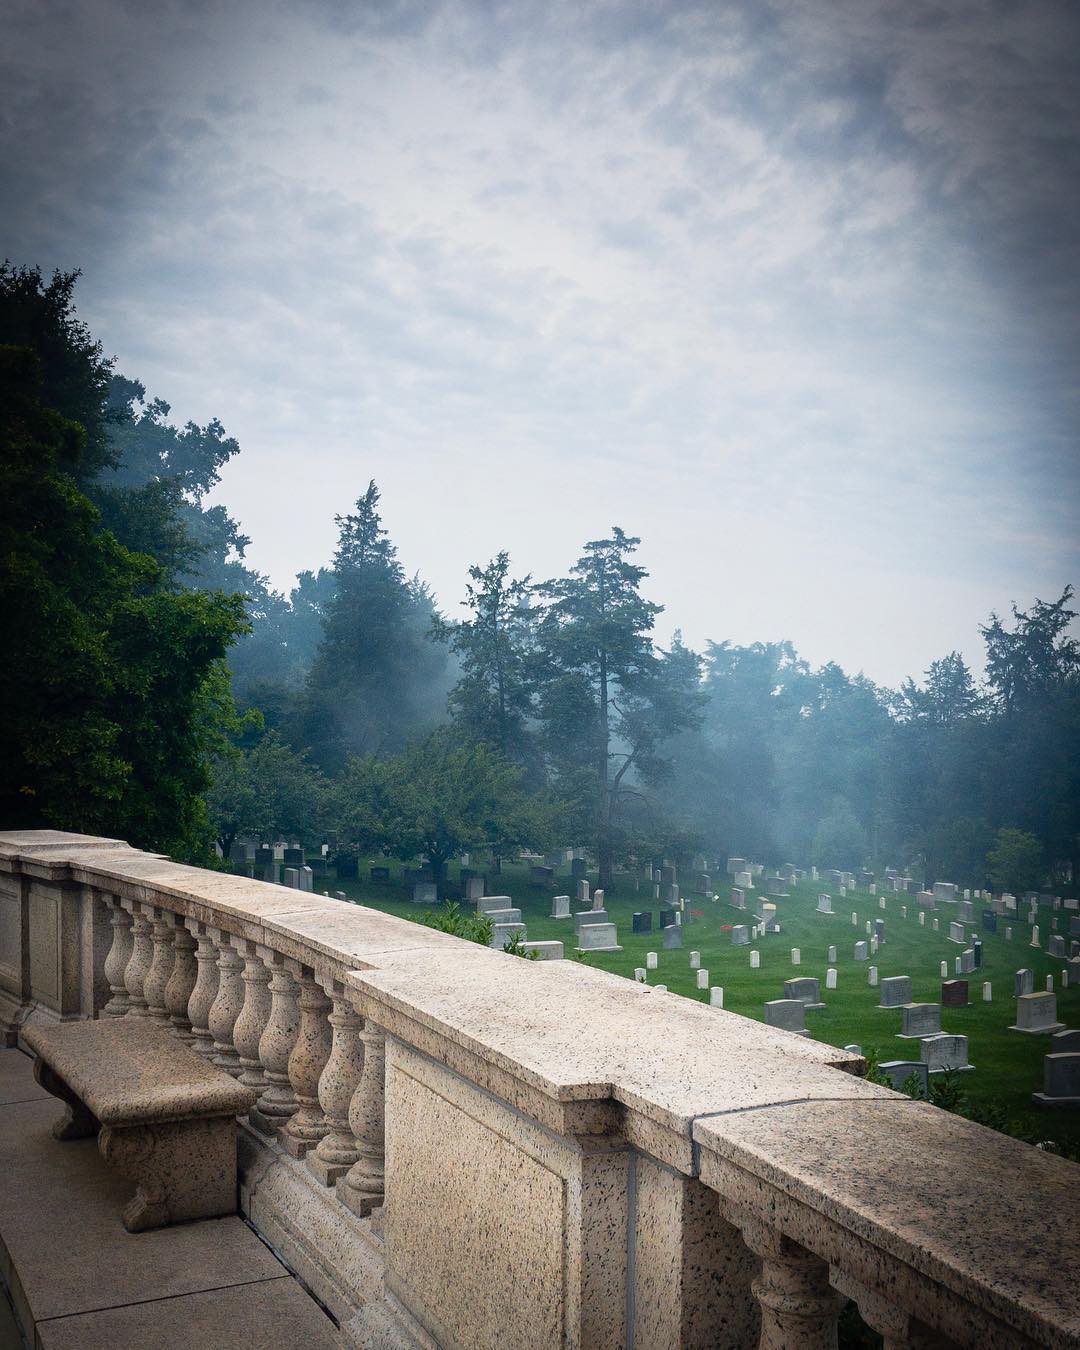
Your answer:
370,865 -> 391,884
659,908 -> 676,929
972,939 -> 983,968
632,911 -> 652,934
982,909 -> 998,933
284,847 -> 305,868
571,857 -> 587,880
941,979 -> 969,1007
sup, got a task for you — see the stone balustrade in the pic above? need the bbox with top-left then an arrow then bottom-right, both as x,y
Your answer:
1,829 -> 1078,1349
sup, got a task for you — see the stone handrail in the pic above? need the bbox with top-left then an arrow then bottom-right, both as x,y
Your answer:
0,830 -> 1077,1349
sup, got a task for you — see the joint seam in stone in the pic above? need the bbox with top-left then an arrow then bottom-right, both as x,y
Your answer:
625,1149 -> 637,1350
387,1034 -> 629,1159
33,1275 -> 294,1325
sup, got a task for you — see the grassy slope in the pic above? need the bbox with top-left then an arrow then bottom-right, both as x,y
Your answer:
316,859 -> 1080,1150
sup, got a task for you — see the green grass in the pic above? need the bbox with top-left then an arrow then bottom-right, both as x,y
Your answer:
305,859 -> 1080,1151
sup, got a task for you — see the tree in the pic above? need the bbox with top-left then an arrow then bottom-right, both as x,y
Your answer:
336,728 -> 541,895
897,652 -> 983,726
432,551 -> 538,773
207,733 -> 329,856
0,262 -> 115,478
535,529 -> 703,887
980,589 -> 1080,715
986,827 -> 1043,895
301,482 -> 449,769
0,264 -> 248,857
810,797 -> 869,871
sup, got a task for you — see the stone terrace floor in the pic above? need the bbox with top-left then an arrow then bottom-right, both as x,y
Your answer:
0,1048 -> 340,1349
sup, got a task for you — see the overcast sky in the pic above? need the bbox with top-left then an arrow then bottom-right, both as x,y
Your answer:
5,0 -> 1079,686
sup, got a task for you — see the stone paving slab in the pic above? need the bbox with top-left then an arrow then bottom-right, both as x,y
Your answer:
0,1050 -> 339,1344
0,1050 -> 49,1107
35,1276 -> 340,1349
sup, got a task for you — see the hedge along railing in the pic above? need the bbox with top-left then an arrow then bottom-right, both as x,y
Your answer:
0,830 -> 1077,1350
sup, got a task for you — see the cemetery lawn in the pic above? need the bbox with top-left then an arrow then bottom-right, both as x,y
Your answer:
320,863 -> 1080,1154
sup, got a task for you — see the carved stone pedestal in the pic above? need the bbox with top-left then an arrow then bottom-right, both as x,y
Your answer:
99,1116 -> 240,1232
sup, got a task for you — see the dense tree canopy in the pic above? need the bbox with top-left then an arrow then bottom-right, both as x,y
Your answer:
1,265 -> 247,856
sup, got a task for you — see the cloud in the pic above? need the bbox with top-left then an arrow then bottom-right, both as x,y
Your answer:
2,0 -> 1078,683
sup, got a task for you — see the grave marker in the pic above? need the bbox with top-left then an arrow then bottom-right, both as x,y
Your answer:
1009,992 -> 1066,1035
764,999 -> 809,1037
921,1033 -> 973,1073
1033,1054 -> 1080,1107
784,977 -> 824,1009
878,975 -> 913,1008
900,1003 -> 941,1038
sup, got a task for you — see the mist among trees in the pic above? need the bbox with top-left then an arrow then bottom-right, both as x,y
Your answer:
5,264 -> 1080,890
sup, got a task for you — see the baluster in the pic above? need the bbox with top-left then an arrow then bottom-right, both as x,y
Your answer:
142,906 -> 176,1022
738,1216 -> 845,1350
164,918 -> 197,1040
185,920 -> 220,1056
101,895 -> 133,1016
232,939 -> 272,1097
208,930 -> 245,1076
339,1016 -> 386,1218
249,949 -> 300,1135
830,1271 -> 954,1350
120,899 -> 153,1016
282,966 -> 332,1158
307,980 -> 364,1186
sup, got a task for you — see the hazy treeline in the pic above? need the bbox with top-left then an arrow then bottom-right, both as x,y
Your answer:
4,265 -> 1079,892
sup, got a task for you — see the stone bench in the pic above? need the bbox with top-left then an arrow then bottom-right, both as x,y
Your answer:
23,1019 -> 255,1232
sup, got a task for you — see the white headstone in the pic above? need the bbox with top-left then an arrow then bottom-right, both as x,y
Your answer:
940,961 -> 948,978
576,880 -> 590,903
696,969 -> 709,990
982,981 -> 992,1001
646,951 -> 657,970
791,948 -> 801,965
827,944 -> 837,962
854,941 -> 868,960
868,965 -> 879,987
826,967 -> 837,989
750,950 -> 760,969
634,968 -> 646,982
710,987 -> 724,1007
690,951 -> 701,969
